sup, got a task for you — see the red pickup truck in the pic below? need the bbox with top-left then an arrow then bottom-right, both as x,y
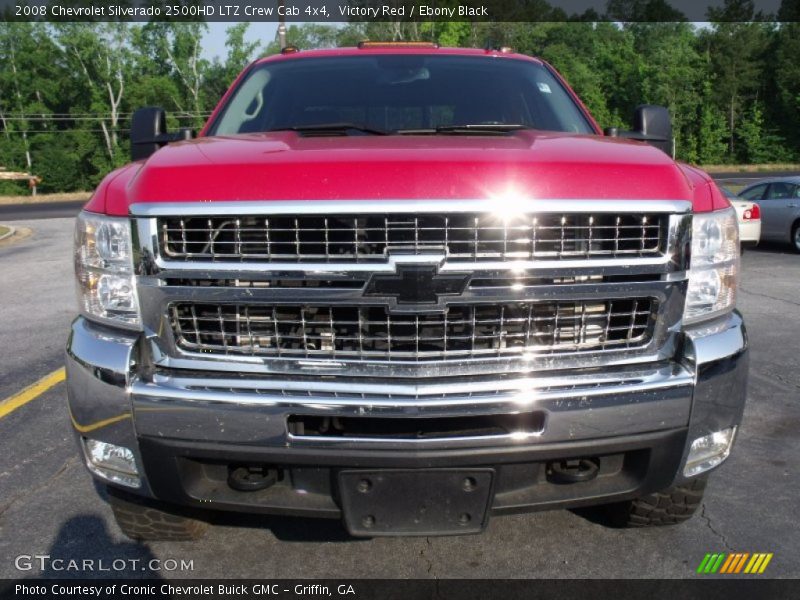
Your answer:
67,44 -> 747,540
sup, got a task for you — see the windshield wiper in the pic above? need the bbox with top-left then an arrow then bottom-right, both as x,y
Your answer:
270,123 -> 389,136
270,123 -> 532,136
396,124 -> 535,135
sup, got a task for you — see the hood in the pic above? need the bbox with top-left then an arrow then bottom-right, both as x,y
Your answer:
98,131 -> 698,215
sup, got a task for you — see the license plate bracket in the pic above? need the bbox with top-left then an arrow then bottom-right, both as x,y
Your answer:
338,469 -> 494,537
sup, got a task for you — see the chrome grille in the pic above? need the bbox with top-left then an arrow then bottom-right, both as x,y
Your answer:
158,213 -> 666,262
169,299 -> 656,361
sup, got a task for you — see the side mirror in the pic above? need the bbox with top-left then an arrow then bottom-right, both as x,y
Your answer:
604,105 -> 674,157
130,107 -> 193,161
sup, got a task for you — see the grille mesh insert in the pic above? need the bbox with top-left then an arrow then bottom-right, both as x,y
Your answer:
170,299 -> 656,361
159,213 -> 666,262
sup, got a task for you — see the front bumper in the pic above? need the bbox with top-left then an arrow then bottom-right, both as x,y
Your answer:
66,311 -> 748,517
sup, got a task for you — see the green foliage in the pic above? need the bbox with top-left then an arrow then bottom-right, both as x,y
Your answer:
696,82 -> 730,165
630,23 -> 703,160
501,22 -> 636,128
30,133 -> 86,193
0,20 -> 799,197
419,21 -> 473,47
737,102 -> 795,163
737,102 -> 768,163
699,2 -> 771,155
771,22 -> 800,152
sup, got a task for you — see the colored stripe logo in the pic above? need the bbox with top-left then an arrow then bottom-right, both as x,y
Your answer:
697,553 -> 773,574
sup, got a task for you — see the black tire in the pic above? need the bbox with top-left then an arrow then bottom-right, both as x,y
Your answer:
604,475 -> 708,528
792,222 -> 800,253
107,487 -> 208,541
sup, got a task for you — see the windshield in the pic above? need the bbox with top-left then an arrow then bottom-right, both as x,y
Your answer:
208,55 -> 595,136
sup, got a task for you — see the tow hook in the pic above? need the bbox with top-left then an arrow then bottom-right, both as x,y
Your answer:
546,458 -> 600,484
227,465 -> 278,491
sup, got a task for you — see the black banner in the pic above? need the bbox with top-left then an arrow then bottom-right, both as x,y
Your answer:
1,0 -> 799,22
1,579 -> 798,600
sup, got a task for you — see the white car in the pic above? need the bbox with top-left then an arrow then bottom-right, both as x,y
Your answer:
721,186 -> 761,249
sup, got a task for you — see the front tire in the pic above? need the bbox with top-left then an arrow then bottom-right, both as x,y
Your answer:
605,475 -> 708,527
792,223 -> 800,253
107,487 -> 209,541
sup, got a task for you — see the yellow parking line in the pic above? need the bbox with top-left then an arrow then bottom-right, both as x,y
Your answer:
0,367 -> 66,419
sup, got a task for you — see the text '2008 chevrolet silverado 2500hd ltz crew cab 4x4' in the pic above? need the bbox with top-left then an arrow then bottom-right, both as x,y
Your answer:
67,44 -> 747,541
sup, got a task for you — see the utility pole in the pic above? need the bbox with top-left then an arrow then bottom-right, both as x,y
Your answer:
277,0 -> 287,49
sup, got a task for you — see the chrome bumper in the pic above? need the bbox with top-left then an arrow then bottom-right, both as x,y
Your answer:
66,311 -> 748,498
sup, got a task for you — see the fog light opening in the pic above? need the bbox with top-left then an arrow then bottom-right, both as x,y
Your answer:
683,427 -> 737,478
82,438 -> 141,488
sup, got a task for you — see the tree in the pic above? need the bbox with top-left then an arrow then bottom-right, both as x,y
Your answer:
628,23 -> 703,160
737,102 -> 768,162
204,24 -> 262,102
137,22 -> 210,127
420,21 -> 473,47
696,82 -> 730,164
703,0 -> 770,155
737,101 -> 795,163
0,22 -> 69,193
771,22 -> 800,154
505,22 -> 638,129
56,23 -> 132,164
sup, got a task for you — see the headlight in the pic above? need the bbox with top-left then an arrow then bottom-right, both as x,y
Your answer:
684,206 -> 739,324
74,211 -> 140,329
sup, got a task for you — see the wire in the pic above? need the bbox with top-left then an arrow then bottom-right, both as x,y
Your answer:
1,112 -> 211,117
1,115 -> 210,121
1,129 -> 135,133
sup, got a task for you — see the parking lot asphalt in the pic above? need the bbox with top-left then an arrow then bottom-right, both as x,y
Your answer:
0,216 -> 798,580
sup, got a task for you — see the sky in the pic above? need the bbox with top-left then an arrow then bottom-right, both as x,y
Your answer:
201,22 -> 280,61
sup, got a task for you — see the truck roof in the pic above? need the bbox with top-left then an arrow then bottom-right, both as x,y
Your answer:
253,46 -> 544,65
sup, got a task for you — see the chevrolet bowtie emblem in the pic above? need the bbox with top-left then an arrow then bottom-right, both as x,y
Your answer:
363,265 -> 470,304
